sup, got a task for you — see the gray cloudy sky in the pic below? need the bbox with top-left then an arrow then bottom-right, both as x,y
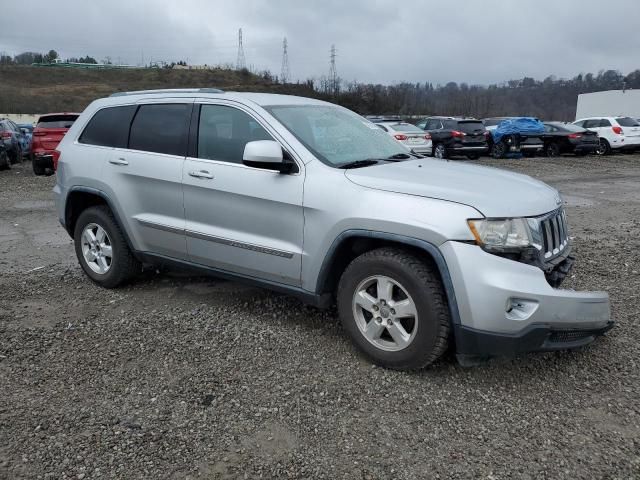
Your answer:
2,0 -> 639,85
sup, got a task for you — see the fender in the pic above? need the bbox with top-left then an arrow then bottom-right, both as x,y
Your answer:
315,229 -> 461,326
65,186 -> 137,253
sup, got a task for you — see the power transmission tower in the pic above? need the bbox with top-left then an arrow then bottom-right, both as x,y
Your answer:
281,37 -> 290,84
329,44 -> 338,95
236,28 -> 246,70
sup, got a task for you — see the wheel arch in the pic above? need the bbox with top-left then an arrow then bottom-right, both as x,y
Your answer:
315,230 -> 461,326
64,186 -> 137,252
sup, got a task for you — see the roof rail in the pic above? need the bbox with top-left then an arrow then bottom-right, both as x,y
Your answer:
110,88 -> 224,97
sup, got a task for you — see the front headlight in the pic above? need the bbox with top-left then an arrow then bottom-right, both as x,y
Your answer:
467,218 -> 532,252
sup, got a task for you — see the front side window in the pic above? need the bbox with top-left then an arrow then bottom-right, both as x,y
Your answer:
79,106 -> 137,148
265,104 -> 408,167
197,105 -> 273,163
129,104 -> 191,156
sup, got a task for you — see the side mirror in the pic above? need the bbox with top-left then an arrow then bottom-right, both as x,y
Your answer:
243,140 -> 293,173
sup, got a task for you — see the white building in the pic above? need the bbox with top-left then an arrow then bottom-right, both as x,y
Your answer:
576,89 -> 640,120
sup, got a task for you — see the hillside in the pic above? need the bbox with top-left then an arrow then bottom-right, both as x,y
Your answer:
0,65 -> 315,113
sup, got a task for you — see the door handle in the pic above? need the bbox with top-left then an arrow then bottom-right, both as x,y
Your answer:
188,170 -> 214,179
109,158 -> 129,166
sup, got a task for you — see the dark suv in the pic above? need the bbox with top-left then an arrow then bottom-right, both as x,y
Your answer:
415,117 -> 489,159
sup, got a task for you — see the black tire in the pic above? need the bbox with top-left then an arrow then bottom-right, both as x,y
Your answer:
73,206 -> 141,288
32,159 -> 45,176
491,142 -> 506,159
0,150 -> 10,170
596,139 -> 610,156
337,247 -> 450,370
545,142 -> 560,157
466,153 -> 480,160
9,146 -> 22,164
433,143 -> 448,159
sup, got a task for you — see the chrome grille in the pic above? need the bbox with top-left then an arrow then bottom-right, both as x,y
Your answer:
540,209 -> 569,259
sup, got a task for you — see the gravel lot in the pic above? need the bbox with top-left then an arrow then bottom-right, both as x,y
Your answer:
1,156 -> 639,479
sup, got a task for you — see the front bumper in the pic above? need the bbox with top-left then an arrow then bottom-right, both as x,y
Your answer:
440,241 -> 612,357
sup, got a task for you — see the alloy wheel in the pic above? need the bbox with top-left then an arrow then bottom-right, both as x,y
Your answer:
352,275 -> 418,352
81,223 -> 113,274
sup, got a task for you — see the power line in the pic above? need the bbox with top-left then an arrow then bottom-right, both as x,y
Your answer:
236,28 -> 246,70
281,37 -> 290,83
329,44 -> 338,95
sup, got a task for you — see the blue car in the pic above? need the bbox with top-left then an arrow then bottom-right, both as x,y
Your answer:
17,123 -> 33,157
0,118 -> 27,164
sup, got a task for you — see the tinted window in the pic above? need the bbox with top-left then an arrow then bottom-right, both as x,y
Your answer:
442,120 -> 458,129
415,121 -> 427,130
426,119 -> 442,130
616,117 -> 640,127
457,121 -> 485,133
552,123 -> 584,133
37,114 -> 79,129
129,104 -> 191,156
79,106 -> 137,148
583,119 -> 601,129
198,105 -> 273,163
599,119 -> 611,127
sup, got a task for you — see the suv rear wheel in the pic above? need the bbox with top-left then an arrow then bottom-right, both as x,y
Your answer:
73,206 -> 140,288
596,138 -> 610,156
337,248 -> 450,370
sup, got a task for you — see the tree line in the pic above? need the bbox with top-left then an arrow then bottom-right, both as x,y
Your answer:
0,48 -> 638,120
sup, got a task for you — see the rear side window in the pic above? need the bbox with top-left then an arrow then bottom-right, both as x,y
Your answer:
599,119 -> 611,127
443,120 -> 458,129
616,117 -> 640,127
583,119 -> 601,129
129,104 -> 191,156
37,115 -> 79,129
79,106 -> 136,148
197,104 -> 273,164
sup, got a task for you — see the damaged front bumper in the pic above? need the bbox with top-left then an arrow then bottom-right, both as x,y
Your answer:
440,241 -> 612,361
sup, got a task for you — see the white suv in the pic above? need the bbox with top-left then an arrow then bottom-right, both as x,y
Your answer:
573,116 -> 640,155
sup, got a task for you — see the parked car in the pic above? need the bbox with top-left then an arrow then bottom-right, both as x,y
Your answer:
373,120 -> 432,155
415,117 -> 489,159
54,89 -> 612,369
542,122 -> 599,157
484,117 -> 545,158
17,123 -> 34,156
32,113 -> 80,175
573,116 -> 640,155
0,118 -> 27,164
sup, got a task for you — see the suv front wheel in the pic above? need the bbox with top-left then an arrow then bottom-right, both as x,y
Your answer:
337,248 -> 450,370
73,206 -> 141,288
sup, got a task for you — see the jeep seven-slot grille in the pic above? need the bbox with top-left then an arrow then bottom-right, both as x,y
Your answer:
541,209 -> 568,259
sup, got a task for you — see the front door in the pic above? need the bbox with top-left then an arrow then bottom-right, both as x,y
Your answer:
182,103 -> 304,286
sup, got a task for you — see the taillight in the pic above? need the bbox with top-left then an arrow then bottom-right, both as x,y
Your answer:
424,133 -> 431,140
52,150 -> 61,170
612,126 -> 623,135
451,130 -> 466,138
394,134 -> 408,141
568,133 -> 582,139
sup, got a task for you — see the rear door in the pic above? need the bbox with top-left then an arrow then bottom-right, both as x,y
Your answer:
182,102 -> 304,286
100,101 -> 191,260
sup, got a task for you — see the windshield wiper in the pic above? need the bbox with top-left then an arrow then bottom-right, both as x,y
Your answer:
337,159 -> 381,169
386,153 -> 412,160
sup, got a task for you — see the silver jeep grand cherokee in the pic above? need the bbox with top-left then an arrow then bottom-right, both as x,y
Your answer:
53,89 -> 613,369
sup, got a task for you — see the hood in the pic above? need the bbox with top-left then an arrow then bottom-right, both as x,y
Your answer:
345,159 -> 560,217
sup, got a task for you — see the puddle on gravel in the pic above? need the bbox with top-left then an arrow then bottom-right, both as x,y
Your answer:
12,200 -> 55,210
